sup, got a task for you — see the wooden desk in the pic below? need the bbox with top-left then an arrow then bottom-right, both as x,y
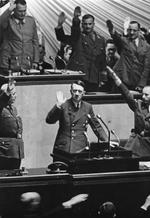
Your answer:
5,70 -> 85,85
84,91 -> 141,104
0,169 -> 150,218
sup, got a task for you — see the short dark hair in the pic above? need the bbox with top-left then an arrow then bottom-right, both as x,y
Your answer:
98,201 -> 116,218
71,80 -> 85,90
15,0 -> 26,5
82,14 -> 95,22
106,39 -> 115,45
130,21 -> 140,29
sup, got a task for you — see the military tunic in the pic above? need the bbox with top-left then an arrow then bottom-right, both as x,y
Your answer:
0,91 -> 24,160
46,98 -> 107,154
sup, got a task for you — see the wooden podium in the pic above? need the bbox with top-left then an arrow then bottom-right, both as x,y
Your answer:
52,145 -> 139,174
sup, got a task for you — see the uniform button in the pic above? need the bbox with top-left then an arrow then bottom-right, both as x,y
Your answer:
72,130 -> 74,133
71,137 -> 74,139
72,123 -> 75,126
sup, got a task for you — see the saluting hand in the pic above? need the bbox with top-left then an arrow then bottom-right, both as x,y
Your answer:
9,0 -> 16,12
57,12 -> 67,28
56,91 -> 66,108
62,194 -> 88,209
106,19 -> 114,33
123,16 -> 130,35
74,6 -> 81,18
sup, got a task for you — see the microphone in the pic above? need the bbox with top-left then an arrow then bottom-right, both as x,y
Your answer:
111,129 -> 120,147
49,56 -> 54,61
83,131 -> 90,150
96,114 -> 111,153
49,56 -> 56,72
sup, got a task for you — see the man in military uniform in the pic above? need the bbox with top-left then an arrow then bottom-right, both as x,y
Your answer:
0,79 -> 24,169
46,80 -> 107,160
55,7 -> 106,92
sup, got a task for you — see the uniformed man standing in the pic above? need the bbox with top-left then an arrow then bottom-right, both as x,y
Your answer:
46,80 -> 107,160
0,80 -> 24,169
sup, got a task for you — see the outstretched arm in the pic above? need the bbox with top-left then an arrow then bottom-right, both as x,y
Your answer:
43,194 -> 88,217
62,194 -> 88,209
106,66 -> 137,112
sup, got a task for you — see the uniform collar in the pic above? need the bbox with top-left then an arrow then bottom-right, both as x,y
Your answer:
14,17 -> 26,24
72,100 -> 81,109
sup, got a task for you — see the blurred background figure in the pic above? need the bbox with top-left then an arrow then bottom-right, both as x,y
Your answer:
97,201 -> 116,218
55,43 -> 72,70
20,192 -> 41,214
19,192 -> 88,218
38,45 -> 53,73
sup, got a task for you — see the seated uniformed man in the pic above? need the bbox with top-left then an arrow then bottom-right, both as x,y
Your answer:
0,80 -> 24,169
46,80 -> 107,161
38,45 -> 53,73
55,44 -> 72,70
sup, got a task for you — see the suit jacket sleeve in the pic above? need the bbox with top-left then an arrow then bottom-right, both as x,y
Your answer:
119,83 -> 138,112
55,17 -> 81,47
71,17 -> 81,45
89,106 -> 107,141
55,27 -> 72,45
0,90 -> 10,110
0,8 -> 10,29
133,208 -> 148,218
109,31 -> 124,54
46,105 -> 62,124
138,44 -> 150,88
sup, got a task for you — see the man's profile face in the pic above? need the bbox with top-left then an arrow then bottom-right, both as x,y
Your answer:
14,3 -> 27,20
63,45 -> 72,63
142,86 -> 150,104
71,83 -> 84,103
82,17 -> 94,34
106,43 -> 116,58
127,23 -> 139,40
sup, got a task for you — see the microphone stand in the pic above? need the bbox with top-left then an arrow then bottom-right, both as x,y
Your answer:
87,114 -> 101,158
97,114 -> 111,157
8,58 -> 14,86
111,130 -> 120,147
83,131 -> 91,159
49,56 -> 56,73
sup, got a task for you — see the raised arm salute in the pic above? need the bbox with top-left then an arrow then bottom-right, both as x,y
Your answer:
107,66 -> 150,157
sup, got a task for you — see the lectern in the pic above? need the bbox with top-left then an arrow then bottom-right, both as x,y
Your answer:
52,143 -> 139,174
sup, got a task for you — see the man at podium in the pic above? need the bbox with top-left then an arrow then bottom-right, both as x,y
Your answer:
46,80 -> 107,161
